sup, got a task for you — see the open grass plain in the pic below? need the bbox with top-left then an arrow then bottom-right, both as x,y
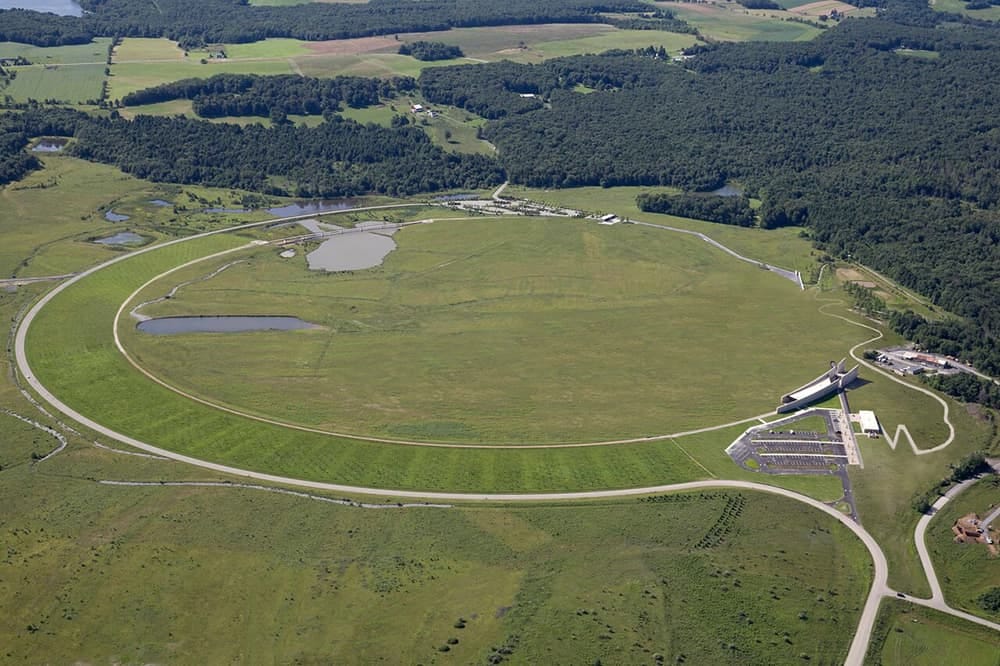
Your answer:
122,216 -> 865,444
655,1 -> 825,41
927,477 -> 1000,619
0,444 -> 872,664
866,599 -> 1000,665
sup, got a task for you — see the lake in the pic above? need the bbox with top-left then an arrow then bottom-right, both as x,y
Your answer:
137,315 -> 319,335
0,1 -> 82,15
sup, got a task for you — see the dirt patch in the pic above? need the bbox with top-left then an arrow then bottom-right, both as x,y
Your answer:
835,268 -> 870,283
304,36 -> 399,56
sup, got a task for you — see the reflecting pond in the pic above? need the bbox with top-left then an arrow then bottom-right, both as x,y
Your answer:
31,138 -> 68,152
94,232 -> 145,245
104,210 -> 130,222
137,315 -> 319,335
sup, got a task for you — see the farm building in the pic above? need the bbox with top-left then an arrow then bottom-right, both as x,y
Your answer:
858,410 -> 880,437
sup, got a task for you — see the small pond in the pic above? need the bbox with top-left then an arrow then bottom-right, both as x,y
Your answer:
137,315 -> 319,335
94,232 -> 145,245
203,198 -> 361,216
711,184 -> 745,197
104,210 -> 130,222
149,199 -> 172,207
433,193 -> 479,202
0,1 -> 82,15
307,231 -> 397,272
31,138 -> 68,153
267,199 -> 361,217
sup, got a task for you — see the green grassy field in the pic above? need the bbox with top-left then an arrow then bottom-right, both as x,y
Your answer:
927,476 -> 1000,619
2,63 -> 106,103
931,0 -> 1000,20
109,59 -> 293,101
513,185 -> 820,272
0,459 -> 871,664
0,282 -> 874,665
121,216 -> 866,444
656,1 -> 824,41
0,156 -> 157,277
0,39 -> 112,65
867,599 -> 1000,665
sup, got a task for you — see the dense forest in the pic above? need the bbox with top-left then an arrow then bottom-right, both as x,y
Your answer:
0,0 -> 658,48
398,42 -> 464,61
121,74 -> 416,118
636,192 -> 756,227
0,108 -> 502,196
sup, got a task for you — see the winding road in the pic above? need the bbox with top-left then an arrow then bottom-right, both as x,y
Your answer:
12,200 -> 997,663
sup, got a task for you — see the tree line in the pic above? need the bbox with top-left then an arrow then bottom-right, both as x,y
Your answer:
636,192 -> 755,227
398,42 -> 464,61
0,0 -> 660,48
121,74 -> 416,118
0,108 -> 503,197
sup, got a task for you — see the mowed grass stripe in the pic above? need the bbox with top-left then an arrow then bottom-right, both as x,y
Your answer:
26,235 -> 704,491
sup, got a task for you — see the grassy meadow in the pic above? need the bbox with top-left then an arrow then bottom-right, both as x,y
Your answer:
513,185 -> 820,273
0,460 -> 872,664
931,0 -> 1000,19
655,1 -> 825,41
867,599 -> 1000,665
0,39 -> 111,103
927,476 -> 1000,619
122,216 -> 867,444
0,284 -> 873,666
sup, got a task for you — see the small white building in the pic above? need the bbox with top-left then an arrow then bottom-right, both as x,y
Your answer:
858,410 -> 881,438
410,104 -> 424,113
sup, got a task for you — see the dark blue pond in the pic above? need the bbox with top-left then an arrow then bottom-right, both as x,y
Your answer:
137,315 -> 319,335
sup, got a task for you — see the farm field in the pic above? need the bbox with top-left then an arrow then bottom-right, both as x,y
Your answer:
931,0 -> 1000,19
108,59 -> 294,101
120,216 -> 866,444
1,63 -> 105,104
867,599 -> 1000,665
0,38 -> 112,65
656,1 -> 825,41
0,39 -> 112,103
108,24 -> 700,105
927,477 -> 1000,619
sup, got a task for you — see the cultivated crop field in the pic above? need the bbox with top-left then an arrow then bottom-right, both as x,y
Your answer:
122,216 -> 865,444
655,1 -> 824,41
